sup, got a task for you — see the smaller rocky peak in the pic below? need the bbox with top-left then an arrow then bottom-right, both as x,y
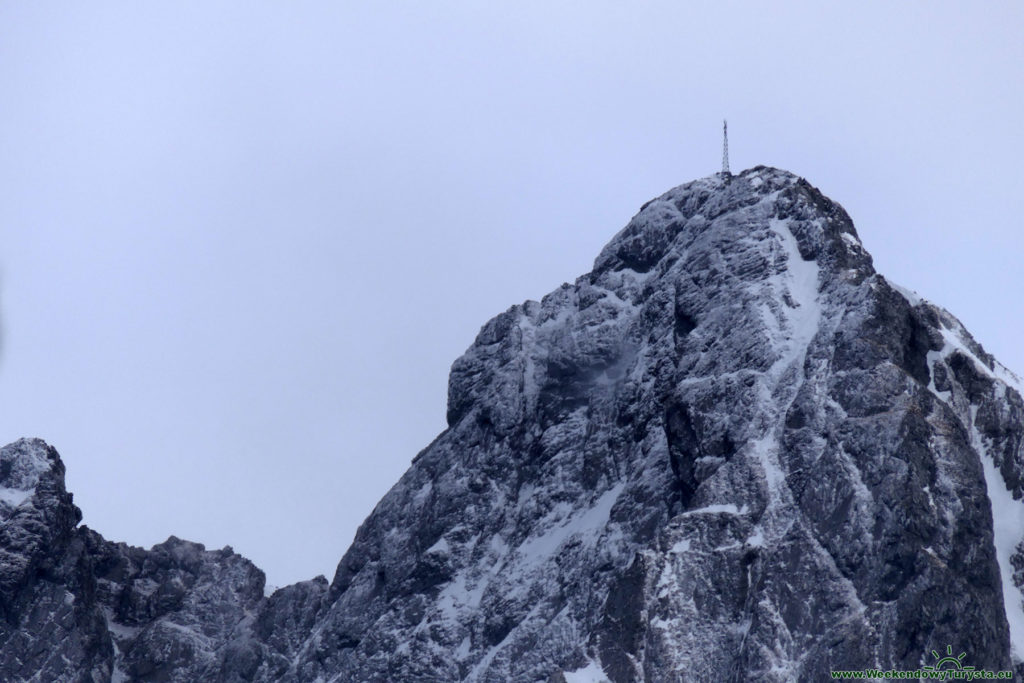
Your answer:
0,438 -> 66,513
0,438 -> 79,529
0,439 -> 83,613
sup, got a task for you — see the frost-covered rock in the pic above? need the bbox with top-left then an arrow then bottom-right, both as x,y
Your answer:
3,167 -> 1024,681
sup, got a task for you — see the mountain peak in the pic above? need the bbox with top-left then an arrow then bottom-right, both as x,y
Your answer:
594,165 -> 871,283
4,172 -> 1024,681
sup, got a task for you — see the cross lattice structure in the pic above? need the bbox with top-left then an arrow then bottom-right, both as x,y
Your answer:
722,119 -> 730,176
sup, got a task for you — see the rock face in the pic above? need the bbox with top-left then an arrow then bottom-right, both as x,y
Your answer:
3,167 -> 1024,681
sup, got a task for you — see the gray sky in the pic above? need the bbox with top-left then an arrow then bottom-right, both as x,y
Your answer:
1,2 -> 1021,587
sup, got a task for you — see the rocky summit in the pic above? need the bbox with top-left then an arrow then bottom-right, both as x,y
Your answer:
3,167 -> 1024,682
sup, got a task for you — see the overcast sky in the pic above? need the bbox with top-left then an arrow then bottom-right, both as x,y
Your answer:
1,2 -> 1022,587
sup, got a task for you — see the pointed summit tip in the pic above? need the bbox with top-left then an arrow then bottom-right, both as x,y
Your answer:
721,119 -> 731,179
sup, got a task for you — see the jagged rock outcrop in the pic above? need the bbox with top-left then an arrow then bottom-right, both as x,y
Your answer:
3,167 -> 1024,681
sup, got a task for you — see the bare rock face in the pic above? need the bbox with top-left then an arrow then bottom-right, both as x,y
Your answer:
3,167 -> 1024,681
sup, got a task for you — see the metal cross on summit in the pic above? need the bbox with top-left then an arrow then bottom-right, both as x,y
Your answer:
722,119 -> 731,177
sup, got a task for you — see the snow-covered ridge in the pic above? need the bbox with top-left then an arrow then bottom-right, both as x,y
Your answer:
912,294 -> 1024,663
